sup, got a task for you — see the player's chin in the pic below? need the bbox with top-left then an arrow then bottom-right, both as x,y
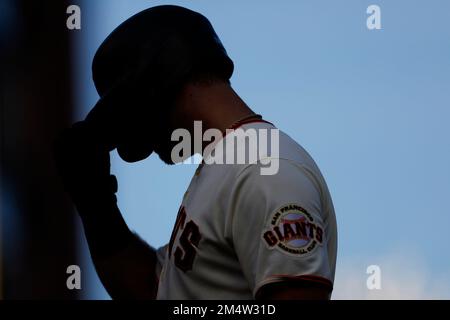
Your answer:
154,142 -> 181,165
157,151 -> 194,165
157,152 -> 176,165
155,143 -> 196,165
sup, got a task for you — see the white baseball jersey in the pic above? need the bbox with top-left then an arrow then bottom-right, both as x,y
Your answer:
155,120 -> 337,299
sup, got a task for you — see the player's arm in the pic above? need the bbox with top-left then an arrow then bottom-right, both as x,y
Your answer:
54,122 -> 159,299
256,282 -> 331,300
76,197 -> 159,299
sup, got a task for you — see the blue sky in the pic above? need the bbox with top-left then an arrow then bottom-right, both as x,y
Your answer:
73,0 -> 450,298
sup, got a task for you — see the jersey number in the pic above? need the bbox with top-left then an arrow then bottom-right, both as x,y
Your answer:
168,206 -> 202,272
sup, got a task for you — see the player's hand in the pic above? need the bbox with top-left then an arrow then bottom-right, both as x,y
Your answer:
54,121 -> 117,206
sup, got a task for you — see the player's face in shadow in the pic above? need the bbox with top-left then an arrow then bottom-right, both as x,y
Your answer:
153,127 -> 177,165
150,92 -> 200,165
151,104 -> 187,165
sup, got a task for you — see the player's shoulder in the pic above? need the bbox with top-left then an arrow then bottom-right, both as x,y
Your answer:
201,120 -> 326,191
234,121 -> 323,181
235,121 -> 318,165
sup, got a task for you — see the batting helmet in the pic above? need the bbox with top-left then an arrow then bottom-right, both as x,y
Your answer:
84,5 -> 234,162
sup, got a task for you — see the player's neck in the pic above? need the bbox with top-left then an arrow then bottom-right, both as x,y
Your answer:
172,81 -> 255,134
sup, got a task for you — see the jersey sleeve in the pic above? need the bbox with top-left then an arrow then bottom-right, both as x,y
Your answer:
230,159 -> 334,297
155,244 -> 168,279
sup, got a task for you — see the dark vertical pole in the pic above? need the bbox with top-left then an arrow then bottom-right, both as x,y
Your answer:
0,0 -> 79,299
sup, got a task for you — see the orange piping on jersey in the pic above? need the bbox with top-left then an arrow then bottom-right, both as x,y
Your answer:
229,119 -> 274,131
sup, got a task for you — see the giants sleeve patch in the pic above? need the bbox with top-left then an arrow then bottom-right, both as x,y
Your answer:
262,204 -> 324,256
